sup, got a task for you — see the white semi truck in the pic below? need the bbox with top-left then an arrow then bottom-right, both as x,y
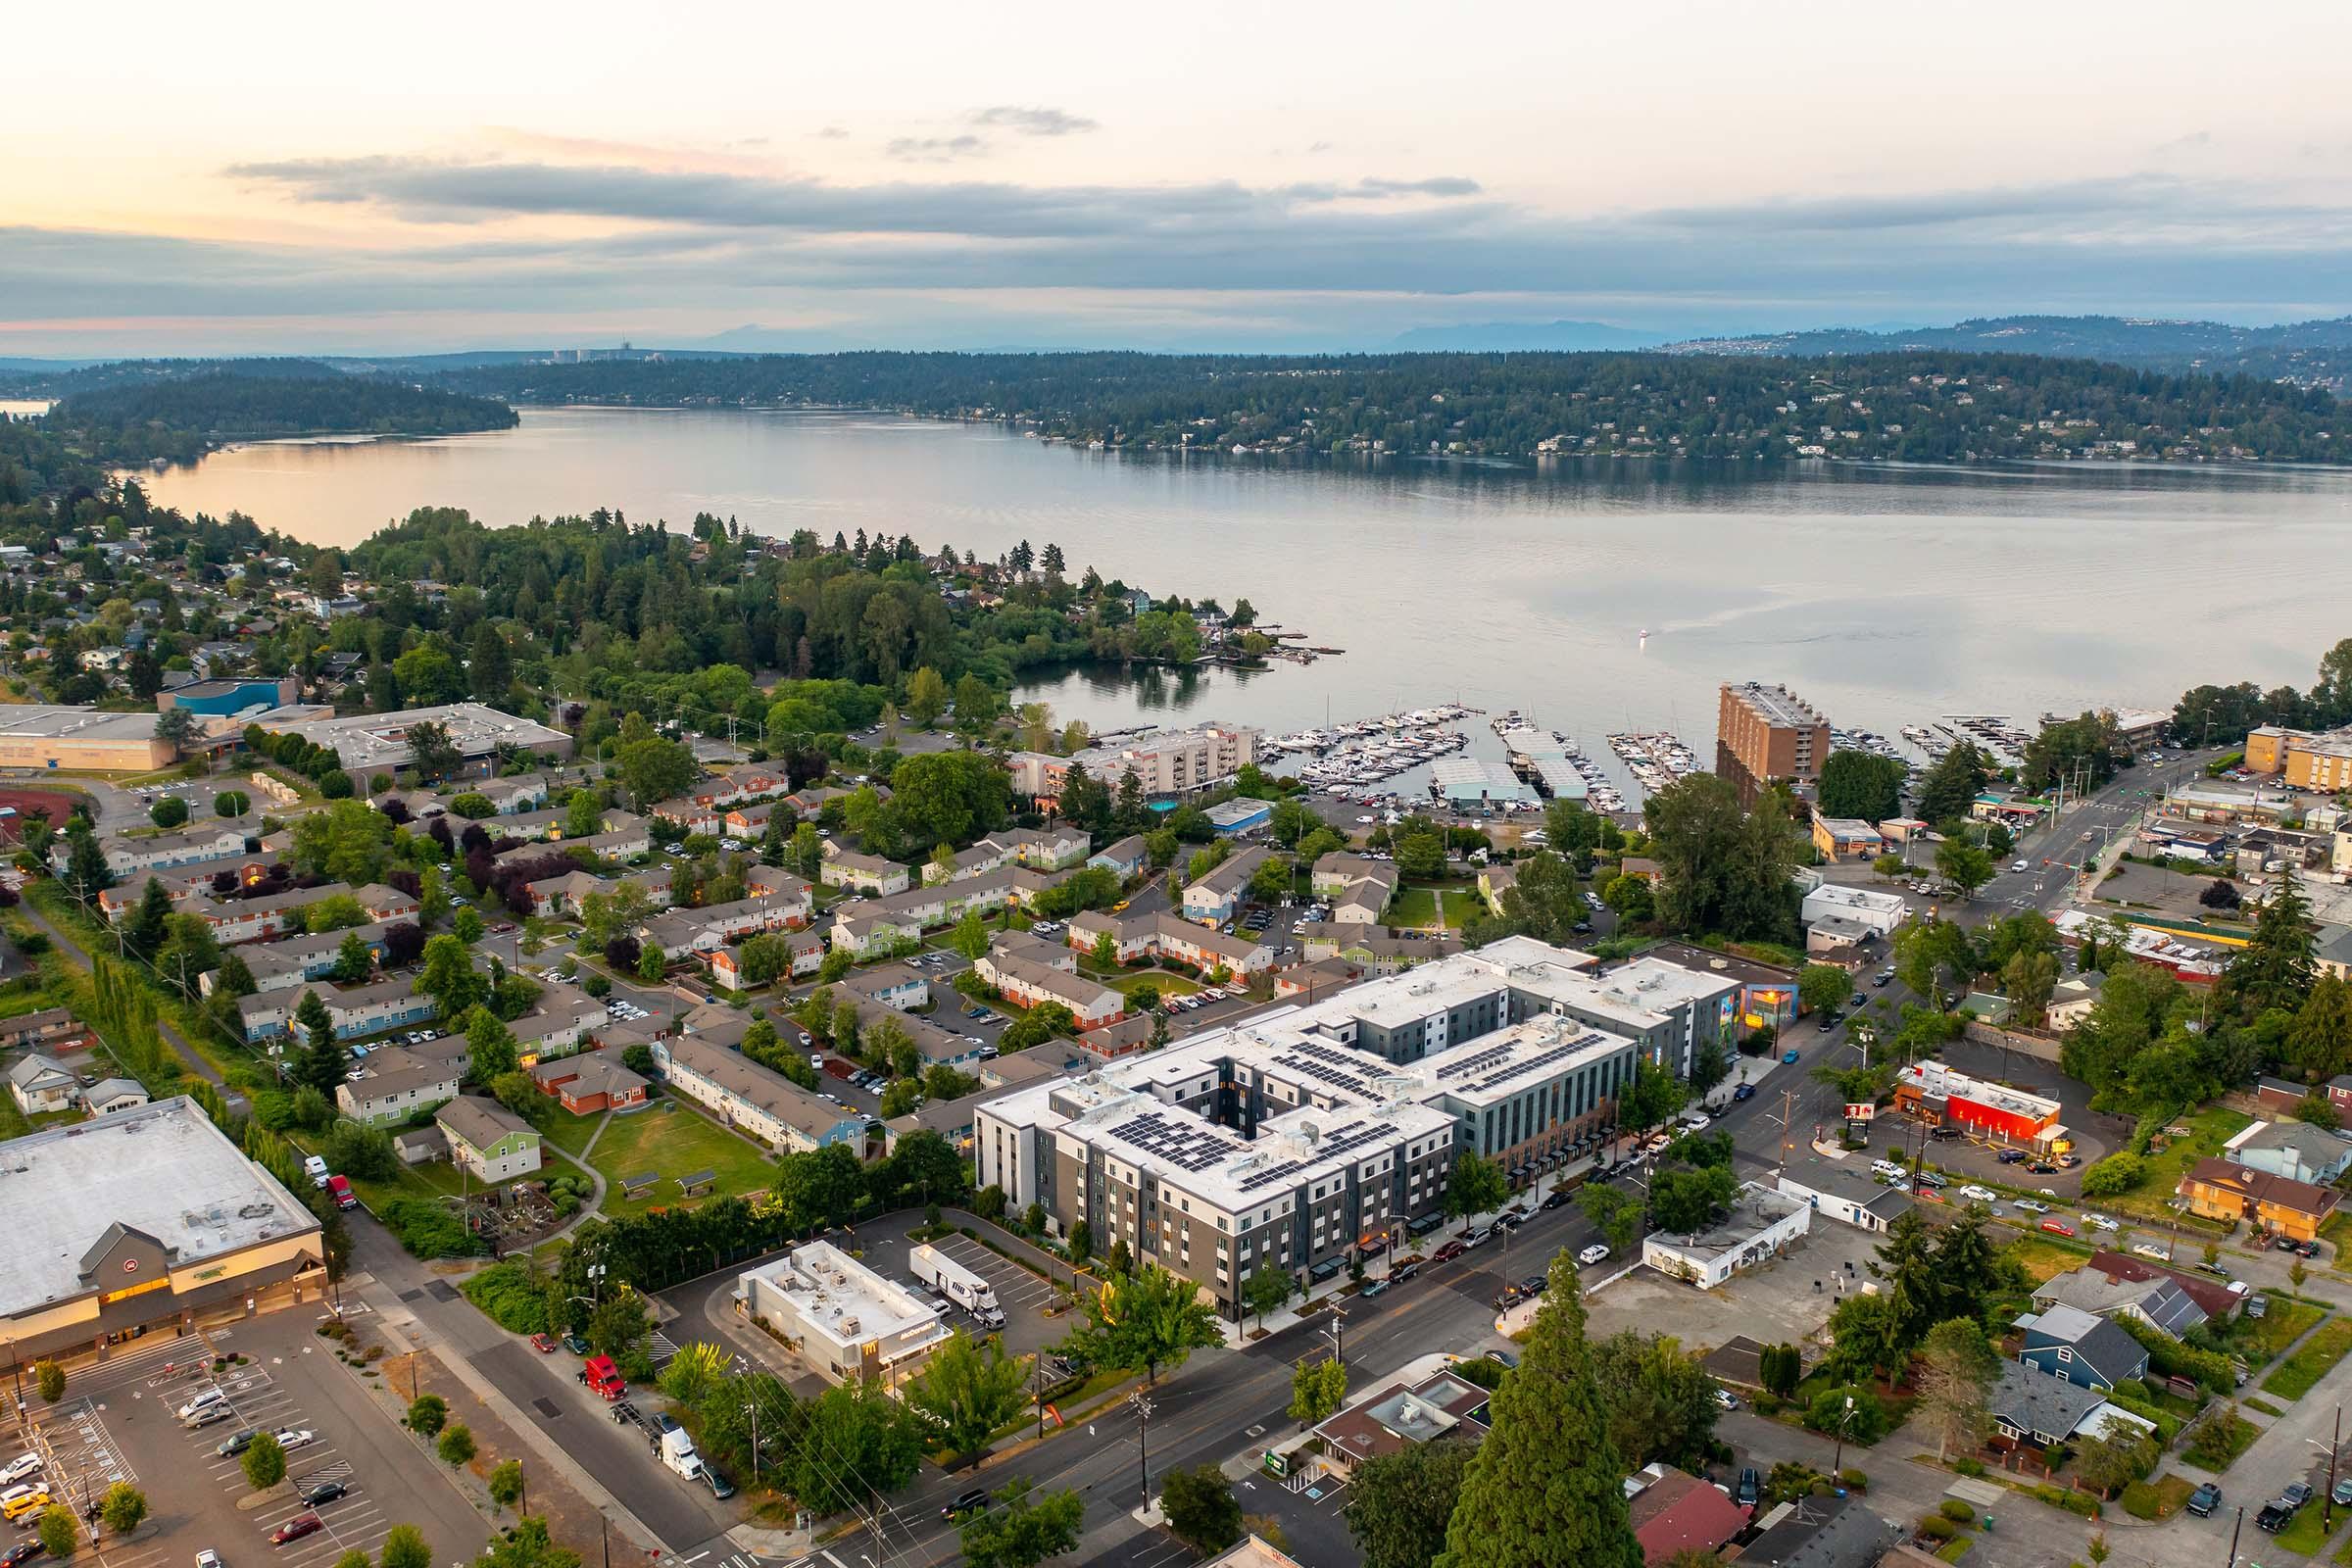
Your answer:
909,1244 -> 1005,1328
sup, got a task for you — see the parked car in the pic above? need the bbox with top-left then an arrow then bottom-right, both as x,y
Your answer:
1995,1149 -> 2028,1164
1542,1188 -> 1573,1209
1959,1185 -> 1996,1201
300,1482 -> 347,1507
2132,1243 -> 2171,1260
2040,1218 -> 2077,1238
1433,1240 -> 1467,1263
1461,1226 -> 1494,1250
2014,1199 -> 2050,1213
563,1333 -> 591,1354
2186,1483 -> 2222,1517
1391,1259 -> 1423,1283
1485,1348 -> 1517,1369
2283,1482 -> 2316,1511
528,1333 -> 557,1353
1732,1083 -> 1755,1102
1782,1049 -> 1800,1064
270,1516 -> 322,1547
1358,1279 -> 1391,1299
1577,1244 -> 1611,1265
0,1542 -> 44,1568
2085,1214 -> 2121,1232
214,1430 -> 261,1456
273,1429 -> 317,1452
0,1460 -> 33,1490
1713,1388 -> 1740,1411
1736,1467 -> 1760,1508
2256,1503 -> 2291,1535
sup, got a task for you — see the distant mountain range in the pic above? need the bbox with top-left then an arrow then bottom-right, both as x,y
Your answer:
1659,314 -> 2352,392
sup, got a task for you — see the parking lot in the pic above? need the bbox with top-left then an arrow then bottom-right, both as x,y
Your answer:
27,1315 -> 482,1568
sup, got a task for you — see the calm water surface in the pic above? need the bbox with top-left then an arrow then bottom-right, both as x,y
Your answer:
140,408 -> 2352,784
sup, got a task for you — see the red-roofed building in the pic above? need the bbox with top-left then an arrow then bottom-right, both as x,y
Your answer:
1627,1464 -> 1749,1565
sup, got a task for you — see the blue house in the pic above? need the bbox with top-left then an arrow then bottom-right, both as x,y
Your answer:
2017,1303 -> 2148,1391
1089,834 -> 1148,880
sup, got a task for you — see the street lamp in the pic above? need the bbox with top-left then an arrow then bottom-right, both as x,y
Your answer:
1831,1394 -> 1857,1476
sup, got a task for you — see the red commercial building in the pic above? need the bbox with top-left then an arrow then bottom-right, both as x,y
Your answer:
1892,1059 -> 2064,1149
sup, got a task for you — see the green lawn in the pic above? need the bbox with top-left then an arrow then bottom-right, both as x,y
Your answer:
2216,1298 -> 2327,1368
2267,1494 -> 2349,1557
583,1095 -> 775,1213
540,1105 -> 607,1161
2264,1317 -> 2352,1400
1383,881 -> 1475,930
2105,1105 -> 2253,1224
2002,1236 -> 2094,1286
1104,969 -> 1200,999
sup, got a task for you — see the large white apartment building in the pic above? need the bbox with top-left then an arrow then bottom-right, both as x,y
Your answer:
1005,722 -> 1261,803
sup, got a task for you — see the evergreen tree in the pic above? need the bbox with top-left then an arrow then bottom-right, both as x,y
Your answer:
1878,1208 -> 1946,1347
2229,863 -> 2317,1015
1439,1253 -> 1642,1568
125,875 -> 173,959
1914,743 -> 1990,824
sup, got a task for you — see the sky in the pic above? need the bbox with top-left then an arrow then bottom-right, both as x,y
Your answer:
10,0 -> 2352,357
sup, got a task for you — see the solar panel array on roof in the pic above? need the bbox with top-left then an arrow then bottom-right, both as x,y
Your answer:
1463,1031 -> 1607,1095
1107,1110 -> 1235,1173
1268,1039 -> 1378,1102
1436,1043 -> 1517,1082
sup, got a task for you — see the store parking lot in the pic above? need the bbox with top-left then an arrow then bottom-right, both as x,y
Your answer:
47,1317 -> 482,1568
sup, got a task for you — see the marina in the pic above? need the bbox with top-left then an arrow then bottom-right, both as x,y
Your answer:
1269,704 -> 1477,796
1897,714 -> 2033,766
1492,716 -> 1630,812
1605,730 -> 1701,793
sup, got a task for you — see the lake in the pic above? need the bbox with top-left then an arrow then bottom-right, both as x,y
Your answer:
139,406 -> 2352,796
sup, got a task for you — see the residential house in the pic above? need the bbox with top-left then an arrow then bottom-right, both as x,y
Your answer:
697,764 -> 787,809
0,1008 -> 80,1052
1627,1465 -> 1749,1568
2224,1119 -> 2352,1186
653,1033 -> 868,1153
827,865 -> 1068,956
2046,973 -> 2105,1030
650,797 -> 723,838
639,894 -> 808,960
1182,845 -> 1272,925
78,1078 -> 150,1116
1312,852 -> 1398,924
437,1098 -> 544,1182
1477,861 -> 1516,915
819,848 -> 910,896
742,864 -> 814,915
2178,1156 -> 2342,1240
2080,1249 -> 2246,1322
709,927 -> 827,988
530,1054 -> 650,1115
195,881 -> 363,946
86,824 -> 251,879
837,962 -> 929,1011
524,865 -> 672,918
8,1054 -> 77,1114
1065,907 -> 1274,978
2030,1267 -> 2208,1339
2016,1302 -> 2150,1391
1987,1361 -> 2151,1451
510,987 -> 608,1060
1295,922 -> 1462,975
973,938 -> 1125,1030
1088,835 -> 1149,880
335,1047 -> 463,1126
315,979 -> 440,1041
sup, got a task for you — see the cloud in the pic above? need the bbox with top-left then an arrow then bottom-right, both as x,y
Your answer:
16,163 -> 2352,352
968,106 -> 1098,137
884,134 -> 989,164
815,125 -> 849,140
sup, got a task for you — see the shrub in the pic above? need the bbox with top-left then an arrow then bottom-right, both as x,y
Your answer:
1919,1516 -> 1958,1542
1839,1469 -> 1868,1492
436,1423 -> 475,1466
36,1506 -> 75,1558
461,1259 -> 551,1334
1940,1499 -> 1977,1524
1955,1457 -> 1986,1477
380,1198 -> 478,1258
406,1394 -> 448,1437
2120,1482 -> 2162,1519
2079,1152 -> 2146,1198
1804,1385 -> 1889,1445
35,1361 -> 64,1402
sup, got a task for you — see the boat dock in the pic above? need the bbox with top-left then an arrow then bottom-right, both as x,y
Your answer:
1606,731 -> 1699,792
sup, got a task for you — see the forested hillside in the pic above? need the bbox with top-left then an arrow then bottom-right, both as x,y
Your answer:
47,370 -> 516,466
427,349 -> 2347,464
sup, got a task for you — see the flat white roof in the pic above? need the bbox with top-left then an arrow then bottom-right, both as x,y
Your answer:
741,1241 -> 946,1354
0,1098 -> 319,1315
261,704 -> 569,771
0,706 -> 167,743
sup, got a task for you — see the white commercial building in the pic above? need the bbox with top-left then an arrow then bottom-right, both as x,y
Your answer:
735,1242 -> 954,1388
1006,722 -> 1261,802
1641,1182 -> 1811,1290
1800,883 -> 1907,939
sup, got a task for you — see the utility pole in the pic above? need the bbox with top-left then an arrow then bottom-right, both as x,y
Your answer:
1324,1306 -> 1347,1371
1778,1088 -> 1796,1178
1132,1392 -> 1154,1509
2328,1404 -> 2342,1532
2226,1504 -> 2243,1568
1033,1354 -> 1048,1442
